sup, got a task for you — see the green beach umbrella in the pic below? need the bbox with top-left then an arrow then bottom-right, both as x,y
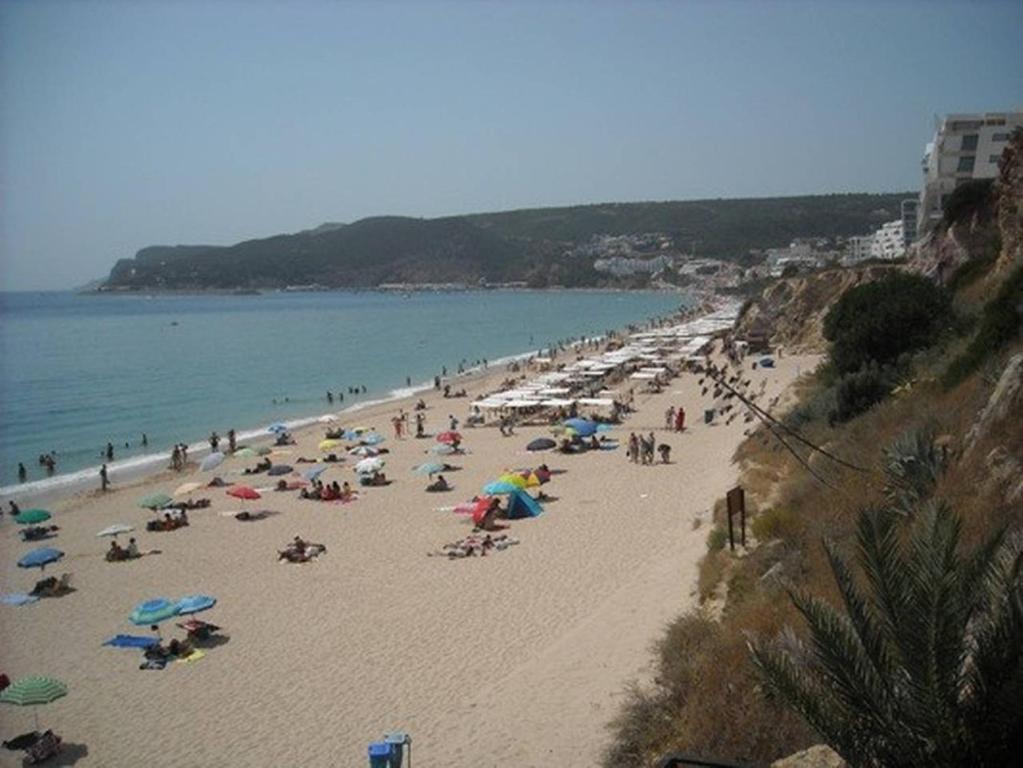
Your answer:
14,509 -> 51,525
234,447 -> 256,458
137,492 -> 172,510
0,675 -> 68,729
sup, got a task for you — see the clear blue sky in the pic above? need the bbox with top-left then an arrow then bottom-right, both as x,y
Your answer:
1,0 -> 1020,289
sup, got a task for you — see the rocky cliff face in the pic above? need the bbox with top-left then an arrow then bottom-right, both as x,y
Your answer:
994,128 -> 1023,277
734,265 -> 896,352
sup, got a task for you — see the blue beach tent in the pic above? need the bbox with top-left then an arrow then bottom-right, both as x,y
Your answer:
506,490 -> 543,519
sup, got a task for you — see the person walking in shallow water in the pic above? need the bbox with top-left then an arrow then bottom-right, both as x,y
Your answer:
18,462 -> 27,482
100,463 -> 109,491
106,442 -> 114,461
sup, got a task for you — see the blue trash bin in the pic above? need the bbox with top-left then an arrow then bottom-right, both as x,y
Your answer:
368,742 -> 396,768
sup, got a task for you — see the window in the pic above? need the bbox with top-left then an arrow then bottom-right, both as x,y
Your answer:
986,118 -> 1006,126
949,120 -> 983,131
956,156 -> 975,173
990,155 -> 1003,164
992,132 -> 1010,142
960,134 -> 979,151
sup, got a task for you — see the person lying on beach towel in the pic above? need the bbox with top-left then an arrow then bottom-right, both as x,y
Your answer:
278,536 -> 327,563
29,573 -> 73,597
166,498 -> 210,510
359,471 -> 389,487
244,458 -> 272,474
20,525 -> 60,542
235,510 -> 275,522
428,533 -> 519,558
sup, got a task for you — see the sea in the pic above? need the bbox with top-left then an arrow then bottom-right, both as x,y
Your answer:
0,289 -> 685,499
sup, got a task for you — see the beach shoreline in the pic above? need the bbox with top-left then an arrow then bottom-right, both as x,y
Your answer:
0,298 -> 691,508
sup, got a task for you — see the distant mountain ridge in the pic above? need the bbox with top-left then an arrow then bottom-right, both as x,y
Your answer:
101,193 -> 913,290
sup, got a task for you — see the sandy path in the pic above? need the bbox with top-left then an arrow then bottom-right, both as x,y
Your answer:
0,350 -> 814,767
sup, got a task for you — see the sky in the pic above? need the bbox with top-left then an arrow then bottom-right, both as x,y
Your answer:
1,1 -> 1021,289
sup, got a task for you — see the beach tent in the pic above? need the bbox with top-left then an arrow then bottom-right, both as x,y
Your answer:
506,490 -> 543,519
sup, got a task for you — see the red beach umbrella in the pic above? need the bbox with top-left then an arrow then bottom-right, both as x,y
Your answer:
471,497 -> 495,526
227,485 -> 261,500
436,431 -> 462,445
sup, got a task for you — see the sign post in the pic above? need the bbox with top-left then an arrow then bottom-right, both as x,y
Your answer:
726,486 -> 746,550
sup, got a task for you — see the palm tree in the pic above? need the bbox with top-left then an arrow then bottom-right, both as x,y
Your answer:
749,502 -> 1023,767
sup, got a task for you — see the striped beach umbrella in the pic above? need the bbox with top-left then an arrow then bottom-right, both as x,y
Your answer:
130,597 -> 179,625
0,676 -> 68,729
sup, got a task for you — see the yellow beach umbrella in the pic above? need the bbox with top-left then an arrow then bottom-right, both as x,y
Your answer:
173,482 -> 202,497
319,439 -> 342,451
498,473 -> 527,489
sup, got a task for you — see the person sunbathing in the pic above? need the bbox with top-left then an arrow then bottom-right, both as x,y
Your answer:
167,637 -> 193,657
360,471 -> 387,487
340,481 -> 356,499
323,453 -> 341,463
21,525 -> 59,541
320,483 -> 339,501
426,474 -> 451,492
106,541 -> 127,561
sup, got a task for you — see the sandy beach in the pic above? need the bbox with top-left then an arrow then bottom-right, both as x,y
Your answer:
1,345 -> 816,767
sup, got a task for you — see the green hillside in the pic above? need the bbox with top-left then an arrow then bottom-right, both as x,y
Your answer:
101,192 -> 912,290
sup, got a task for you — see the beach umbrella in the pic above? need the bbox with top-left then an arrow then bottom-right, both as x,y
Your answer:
454,497 -> 492,516
354,457 -> 384,475
257,447 -> 273,456
174,481 -> 202,497
176,594 -> 216,615
564,418 -> 598,437
97,523 -> 134,538
526,438 -> 556,452
13,509 -> 51,525
359,432 -> 385,446
436,431 -> 462,445
413,462 -> 446,476
267,423 -> 288,433
200,452 -> 225,471
130,597 -> 178,625
319,439 -> 342,451
234,447 -> 257,458
497,473 -> 528,489
304,466 -> 327,481
137,492 -> 172,510
227,485 -> 261,500
0,676 -> 68,729
267,464 -> 293,476
430,444 -> 457,456
348,445 -> 378,457
17,548 -> 64,570
482,481 -> 518,495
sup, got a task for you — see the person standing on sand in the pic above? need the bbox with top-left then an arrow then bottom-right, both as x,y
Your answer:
628,433 -> 639,463
18,462 -> 27,482
100,463 -> 109,491
665,406 -> 675,430
675,406 -> 686,432
209,431 -> 220,452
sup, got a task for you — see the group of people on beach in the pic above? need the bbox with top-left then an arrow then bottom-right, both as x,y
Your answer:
627,432 -> 670,465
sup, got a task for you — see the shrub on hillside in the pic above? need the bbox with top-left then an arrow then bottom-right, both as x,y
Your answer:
831,364 -> 898,423
823,272 -> 951,375
944,264 -> 1023,387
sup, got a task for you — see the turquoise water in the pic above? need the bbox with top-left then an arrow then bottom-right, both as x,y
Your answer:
0,290 -> 683,489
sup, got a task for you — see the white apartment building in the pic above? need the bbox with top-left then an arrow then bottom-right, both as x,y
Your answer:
918,110 -> 1022,237
843,235 -> 875,266
869,220 -> 905,261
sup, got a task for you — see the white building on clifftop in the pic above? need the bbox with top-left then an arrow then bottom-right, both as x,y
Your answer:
918,110 -> 1023,237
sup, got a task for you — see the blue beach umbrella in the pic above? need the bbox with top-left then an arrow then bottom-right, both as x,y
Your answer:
342,430 -> 361,441
17,548 -> 64,570
130,597 -> 179,626
304,466 -> 327,481
482,481 -> 519,495
176,594 -> 216,615
564,418 -> 598,437
413,462 -> 446,476
359,432 -> 385,446
200,452 -> 226,471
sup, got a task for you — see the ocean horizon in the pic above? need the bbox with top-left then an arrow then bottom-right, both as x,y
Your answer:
0,288 -> 685,496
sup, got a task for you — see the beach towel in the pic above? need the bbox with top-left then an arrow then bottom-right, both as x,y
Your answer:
0,593 -> 39,606
177,649 -> 206,664
103,634 -> 159,649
